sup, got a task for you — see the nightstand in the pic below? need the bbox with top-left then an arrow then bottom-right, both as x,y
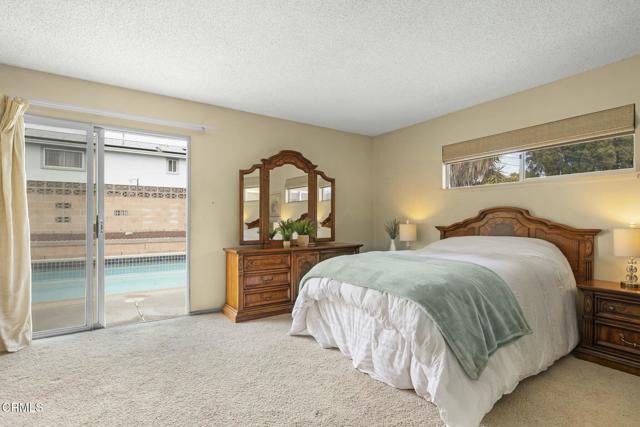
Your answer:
575,280 -> 640,376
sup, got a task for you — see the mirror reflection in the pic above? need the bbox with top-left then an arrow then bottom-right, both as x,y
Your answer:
317,176 -> 332,239
242,170 -> 260,241
269,165 -> 308,240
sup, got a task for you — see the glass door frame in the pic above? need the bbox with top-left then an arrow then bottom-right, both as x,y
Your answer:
95,127 -> 106,327
94,124 -> 191,326
28,114 -> 191,338
26,114 -> 98,339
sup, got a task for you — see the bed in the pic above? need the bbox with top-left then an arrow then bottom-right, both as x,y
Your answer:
289,207 -> 600,427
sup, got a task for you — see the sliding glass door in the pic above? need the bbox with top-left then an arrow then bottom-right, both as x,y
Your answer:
25,115 -> 189,338
100,128 -> 189,326
25,116 -> 95,337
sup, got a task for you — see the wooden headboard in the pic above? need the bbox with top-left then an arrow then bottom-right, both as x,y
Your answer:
436,207 -> 601,283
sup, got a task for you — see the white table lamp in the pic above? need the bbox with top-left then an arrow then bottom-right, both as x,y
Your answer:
614,228 -> 640,288
399,221 -> 417,249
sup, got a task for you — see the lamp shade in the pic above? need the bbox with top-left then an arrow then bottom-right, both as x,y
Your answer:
399,222 -> 417,242
613,228 -> 640,257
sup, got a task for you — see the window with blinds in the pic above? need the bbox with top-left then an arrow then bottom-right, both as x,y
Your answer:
445,135 -> 634,188
285,187 -> 308,202
319,186 -> 332,201
284,175 -> 309,202
43,147 -> 84,170
442,105 -> 636,189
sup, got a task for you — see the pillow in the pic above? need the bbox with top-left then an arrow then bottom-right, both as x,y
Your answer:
421,235 -> 564,259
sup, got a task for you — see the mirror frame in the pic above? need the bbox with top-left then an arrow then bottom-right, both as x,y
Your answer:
238,150 -> 335,245
315,170 -> 335,243
238,163 -> 263,245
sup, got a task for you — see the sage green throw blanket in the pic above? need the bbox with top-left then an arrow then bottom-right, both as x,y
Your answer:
300,252 -> 532,379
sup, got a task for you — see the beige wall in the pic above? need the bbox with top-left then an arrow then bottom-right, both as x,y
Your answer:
5,53 -> 639,306
372,55 -> 640,282
0,64 -> 373,311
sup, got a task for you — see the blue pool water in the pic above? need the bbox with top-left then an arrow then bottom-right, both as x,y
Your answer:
32,260 -> 186,303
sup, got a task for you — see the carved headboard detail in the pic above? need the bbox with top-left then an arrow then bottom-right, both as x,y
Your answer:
436,207 -> 601,283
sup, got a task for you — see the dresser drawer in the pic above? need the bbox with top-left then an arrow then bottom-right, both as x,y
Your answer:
595,322 -> 640,356
243,285 -> 291,308
243,254 -> 290,272
243,271 -> 290,289
596,296 -> 640,324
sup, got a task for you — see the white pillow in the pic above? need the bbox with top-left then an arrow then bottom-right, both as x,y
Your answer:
421,235 -> 565,259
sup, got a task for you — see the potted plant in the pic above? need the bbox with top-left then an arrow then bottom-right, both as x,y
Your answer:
384,218 -> 400,251
276,219 -> 296,248
269,228 -> 278,240
294,218 -> 316,247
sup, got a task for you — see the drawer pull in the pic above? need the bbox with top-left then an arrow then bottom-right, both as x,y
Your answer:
619,333 -> 639,349
263,294 -> 273,301
604,304 -> 627,313
262,275 -> 274,282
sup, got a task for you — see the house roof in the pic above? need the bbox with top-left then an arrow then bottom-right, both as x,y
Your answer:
25,126 -> 187,157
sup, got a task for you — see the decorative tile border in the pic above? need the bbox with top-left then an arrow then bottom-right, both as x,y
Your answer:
27,181 -> 187,199
31,253 -> 186,272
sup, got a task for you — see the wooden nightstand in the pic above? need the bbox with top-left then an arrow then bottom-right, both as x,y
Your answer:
575,280 -> 640,376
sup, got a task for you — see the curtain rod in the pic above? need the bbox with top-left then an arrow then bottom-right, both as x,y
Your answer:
26,98 -> 208,132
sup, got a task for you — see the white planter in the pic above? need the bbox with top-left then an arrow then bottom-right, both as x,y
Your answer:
389,240 -> 396,251
283,240 -> 291,248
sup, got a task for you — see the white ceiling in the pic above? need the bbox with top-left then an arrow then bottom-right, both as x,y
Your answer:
2,1 -> 640,136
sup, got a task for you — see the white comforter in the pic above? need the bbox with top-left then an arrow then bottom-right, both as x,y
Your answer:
289,236 -> 579,427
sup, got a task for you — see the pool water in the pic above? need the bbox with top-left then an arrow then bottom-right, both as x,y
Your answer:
32,261 -> 186,303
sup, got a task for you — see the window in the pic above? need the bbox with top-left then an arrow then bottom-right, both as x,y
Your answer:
285,187 -> 308,203
244,187 -> 259,202
445,135 -> 634,188
167,158 -> 178,174
319,186 -> 332,201
43,147 -> 84,170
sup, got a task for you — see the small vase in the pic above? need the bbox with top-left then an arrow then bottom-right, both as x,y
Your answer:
297,235 -> 310,247
389,240 -> 396,251
283,240 -> 291,248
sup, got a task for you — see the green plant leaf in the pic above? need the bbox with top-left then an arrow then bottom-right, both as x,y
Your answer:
293,218 -> 316,236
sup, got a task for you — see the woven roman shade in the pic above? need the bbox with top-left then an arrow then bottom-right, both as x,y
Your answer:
318,177 -> 331,188
243,176 -> 259,188
284,175 -> 308,189
442,104 -> 635,163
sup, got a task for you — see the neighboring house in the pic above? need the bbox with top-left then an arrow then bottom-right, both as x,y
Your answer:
25,129 -> 187,187
25,127 -> 188,260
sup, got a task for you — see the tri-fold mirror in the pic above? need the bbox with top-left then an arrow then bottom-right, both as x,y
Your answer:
239,150 -> 335,245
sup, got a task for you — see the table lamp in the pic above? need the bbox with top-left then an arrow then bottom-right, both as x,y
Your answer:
613,228 -> 640,288
399,220 -> 417,249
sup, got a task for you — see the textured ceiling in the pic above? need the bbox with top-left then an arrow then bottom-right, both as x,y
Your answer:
2,1 -> 640,136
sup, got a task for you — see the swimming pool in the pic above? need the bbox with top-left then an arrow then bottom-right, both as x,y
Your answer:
32,257 -> 186,303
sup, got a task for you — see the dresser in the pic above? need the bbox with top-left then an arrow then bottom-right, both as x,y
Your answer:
223,242 -> 362,322
575,280 -> 640,376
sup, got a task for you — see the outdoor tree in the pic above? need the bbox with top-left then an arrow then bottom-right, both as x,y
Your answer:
449,135 -> 634,187
525,136 -> 633,177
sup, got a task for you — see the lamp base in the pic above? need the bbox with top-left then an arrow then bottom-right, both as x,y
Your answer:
621,281 -> 640,289
621,257 -> 638,289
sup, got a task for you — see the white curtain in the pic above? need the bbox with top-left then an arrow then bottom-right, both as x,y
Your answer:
0,95 -> 31,352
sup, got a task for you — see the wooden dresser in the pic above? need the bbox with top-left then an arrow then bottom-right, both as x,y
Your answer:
223,242 -> 362,322
575,280 -> 640,376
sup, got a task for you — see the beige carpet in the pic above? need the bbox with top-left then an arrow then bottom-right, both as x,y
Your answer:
1,313 -> 638,427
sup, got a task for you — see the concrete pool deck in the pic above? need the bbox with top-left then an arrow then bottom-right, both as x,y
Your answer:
33,287 -> 187,332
